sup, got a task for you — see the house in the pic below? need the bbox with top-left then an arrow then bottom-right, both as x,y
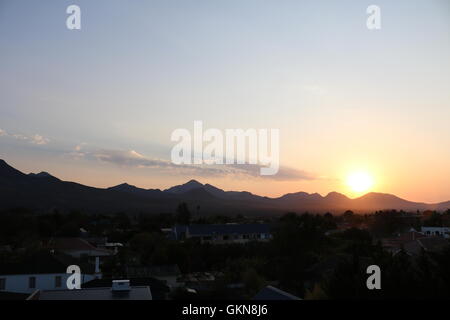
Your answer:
253,286 -> 301,300
179,272 -> 222,292
82,278 -> 170,300
402,237 -> 450,255
421,227 -> 450,239
171,225 -> 188,240
47,237 -> 114,271
48,237 -> 114,259
380,227 -> 449,256
28,279 -> 152,300
381,228 -> 427,253
0,251 -> 98,294
172,224 -> 272,244
126,265 -> 183,289
99,242 -> 124,254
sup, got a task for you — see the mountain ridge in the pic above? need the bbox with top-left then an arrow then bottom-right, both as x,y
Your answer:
0,159 -> 448,215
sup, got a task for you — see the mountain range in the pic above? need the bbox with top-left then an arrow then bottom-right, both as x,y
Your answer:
0,159 -> 448,215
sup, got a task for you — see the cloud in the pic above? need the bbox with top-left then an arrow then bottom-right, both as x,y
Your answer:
70,146 -> 317,181
0,128 -> 50,145
30,134 -> 50,145
222,163 -> 316,181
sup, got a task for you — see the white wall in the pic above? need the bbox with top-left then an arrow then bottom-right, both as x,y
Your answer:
0,273 -> 96,294
421,227 -> 450,238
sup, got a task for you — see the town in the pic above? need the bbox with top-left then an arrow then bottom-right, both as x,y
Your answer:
1,204 -> 449,300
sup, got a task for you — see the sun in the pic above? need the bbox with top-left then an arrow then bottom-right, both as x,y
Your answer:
346,171 -> 374,193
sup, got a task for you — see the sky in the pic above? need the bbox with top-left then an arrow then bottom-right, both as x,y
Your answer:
0,0 -> 449,203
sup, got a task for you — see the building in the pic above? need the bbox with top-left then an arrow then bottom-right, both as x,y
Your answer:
82,278 -> 169,300
381,228 -> 427,253
381,228 -> 449,256
421,227 -> 450,238
253,286 -> 301,300
172,224 -> 272,244
126,265 -> 183,290
0,252 -> 98,294
28,280 -> 152,300
179,272 -> 221,292
402,237 -> 450,255
48,237 -> 114,259
47,237 -> 114,273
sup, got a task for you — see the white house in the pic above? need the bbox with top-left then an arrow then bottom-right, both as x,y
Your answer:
421,227 -> 450,239
0,273 -> 97,294
0,252 -> 99,294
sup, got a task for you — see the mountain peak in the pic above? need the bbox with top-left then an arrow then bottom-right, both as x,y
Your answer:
356,192 -> 401,200
185,179 -> 203,186
117,182 -> 133,187
109,183 -> 138,190
0,159 -> 27,179
0,159 -> 15,169
164,179 -> 204,194
30,171 -> 53,178
278,191 -> 316,200
325,192 -> 349,199
0,159 -> 448,213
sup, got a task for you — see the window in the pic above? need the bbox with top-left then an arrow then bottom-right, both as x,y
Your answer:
29,277 -> 36,289
0,278 -> 6,290
55,276 -> 62,288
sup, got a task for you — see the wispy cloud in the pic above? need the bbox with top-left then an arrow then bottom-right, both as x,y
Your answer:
30,134 -> 50,145
0,128 -> 50,145
69,146 -> 317,181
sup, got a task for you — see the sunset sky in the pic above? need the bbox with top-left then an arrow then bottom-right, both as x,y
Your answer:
0,0 -> 449,203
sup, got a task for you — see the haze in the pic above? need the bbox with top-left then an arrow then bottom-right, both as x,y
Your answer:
0,0 -> 449,203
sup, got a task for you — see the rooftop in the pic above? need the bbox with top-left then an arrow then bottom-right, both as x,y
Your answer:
126,265 -> 181,278
253,286 -> 301,301
48,237 -> 113,256
181,223 -> 272,237
83,278 -> 169,300
36,286 -> 152,300
0,251 -> 95,275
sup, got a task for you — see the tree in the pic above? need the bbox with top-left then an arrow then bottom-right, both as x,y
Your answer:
176,203 -> 191,225
304,283 -> 328,300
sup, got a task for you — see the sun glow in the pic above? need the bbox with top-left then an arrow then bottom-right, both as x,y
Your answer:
346,171 -> 374,193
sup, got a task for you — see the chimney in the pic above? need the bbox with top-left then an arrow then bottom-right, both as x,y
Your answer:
112,280 -> 131,292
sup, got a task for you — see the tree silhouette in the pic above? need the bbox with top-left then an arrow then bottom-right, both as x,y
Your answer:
176,202 -> 191,225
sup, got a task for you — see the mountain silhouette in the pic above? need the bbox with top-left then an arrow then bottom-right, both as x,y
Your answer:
0,159 -> 448,215
164,179 -> 204,194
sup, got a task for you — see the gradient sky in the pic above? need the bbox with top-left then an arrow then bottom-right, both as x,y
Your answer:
0,0 -> 449,203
